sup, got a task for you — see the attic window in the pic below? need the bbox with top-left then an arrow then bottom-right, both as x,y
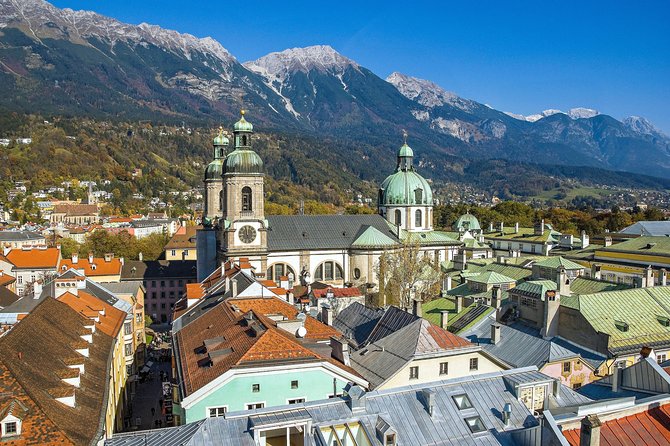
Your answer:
657,315 -> 670,327
464,416 -> 486,433
360,348 -> 369,356
615,320 -> 629,332
452,394 -> 474,410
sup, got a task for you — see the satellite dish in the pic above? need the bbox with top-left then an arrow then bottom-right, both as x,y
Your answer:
296,313 -> 307,322
296,326 -> 307,338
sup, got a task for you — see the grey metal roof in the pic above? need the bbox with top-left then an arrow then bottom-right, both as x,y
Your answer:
102,281 -> 145,296
366,306 -> 420,345
462,315 -> 606,370
266,214 -> 400,251
620,220 -> 670,236
121,260 -> 197,281
332,302 -> 384,348
0,230 -> 44,242
590,357 -> 670,395
106,366 -> 590,446
351,319 -> 478,388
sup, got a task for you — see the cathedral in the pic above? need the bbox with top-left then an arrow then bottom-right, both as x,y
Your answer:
200,111 -> 463,289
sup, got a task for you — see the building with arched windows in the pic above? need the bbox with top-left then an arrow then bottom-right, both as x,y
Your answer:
201,112 -> 463,290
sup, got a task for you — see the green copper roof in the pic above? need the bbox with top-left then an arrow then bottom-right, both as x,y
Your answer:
533,256 -> 585,270
455,213 -> 482,232
569,277 -> 631,295
511,280 -> 557,298
466,271 -> 516,285
213,134 -> 229,146
234,112 -> 253,132
400,230 -> 461,246
598,236 -> 670,256
379,170 -> 433,206
204,159 -> 224,181
351,226 -> 398,248
398,143 -> 413,157
224,149 -> 263,175
561,287 -> 670,355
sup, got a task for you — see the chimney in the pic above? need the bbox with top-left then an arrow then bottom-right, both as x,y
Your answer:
514,222 -> 519,233
420,389 -> 435,417
644,265 -> 654,288
412,296 -> 423,318
33,281 -> 43,299
72,253 -> 79,264
591,264 -> 602,280
661,268 -> 667,286
553,378 -> 561,399
499,222 -> 504,233
346,385 -> 366,413
557,266 -> 570,296
502,403 -> 512,427
491,286 -> 502,309
534,219 -> 545,236
287,291 -> 295,305
541,288 -> 560,339
454,251 -> 467,271
119,257 -> 124,266
231,279 -> 238,298
489,222 -> 494,232
491,323 -> 501,344
330,337 -> 350,366
611,361 -> 623,393
138,252 -> 143,261
322,303 -> 334,326
88,252 -> 94,264
604,236 -> 612,247
579,414 -> 602,446
581,230 -> 590,249
443,275 -> 452,292
455,296 -> 463,314
439,310 -> 449,329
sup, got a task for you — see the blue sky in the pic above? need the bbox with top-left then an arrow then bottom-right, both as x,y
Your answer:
51,0 -> 670,132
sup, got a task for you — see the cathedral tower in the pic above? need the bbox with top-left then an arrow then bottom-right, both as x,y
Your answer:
378,133 -> 434,232
203,128 -> 228,220
219,111 -> 268,270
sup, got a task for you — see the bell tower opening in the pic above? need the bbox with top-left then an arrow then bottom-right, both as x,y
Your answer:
242,186 -> 252,212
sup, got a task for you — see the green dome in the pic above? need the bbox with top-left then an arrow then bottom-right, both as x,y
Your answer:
398,143 -> 413,157
224,149 -> 263,175
455,213 -> 481,232
213,134 -> 229,146
234,111 -> 253,132
205,159 -> 224,181
379,170 -> 433,206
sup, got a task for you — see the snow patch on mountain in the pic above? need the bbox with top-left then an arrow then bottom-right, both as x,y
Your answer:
387,72 -> 474,112
244,45 -> 359,75
568,107 -> 599,119
507,108 -> 600,122
623,116 -> 663,136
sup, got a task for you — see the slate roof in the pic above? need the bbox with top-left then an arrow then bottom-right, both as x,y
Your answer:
0,230 -> 45,242
0,286 -> 20,308
105,366 -> 590,446
0,298 -> 113,446
266,215 -> 400,251
332,302 -> 384,348
351,319 -> 476,388
462,314 -> 605,370
560,287 -> 670,355
366,306 -> 421,345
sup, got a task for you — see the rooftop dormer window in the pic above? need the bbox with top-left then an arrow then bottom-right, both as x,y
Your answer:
452,393 -> 474,410
615,320 -> 629,332
464,416 -> 486,433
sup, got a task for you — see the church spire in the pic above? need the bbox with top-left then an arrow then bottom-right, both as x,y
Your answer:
397,131 -> 414,171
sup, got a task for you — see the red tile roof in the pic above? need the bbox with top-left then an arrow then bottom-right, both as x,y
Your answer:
0,272 -> 16,287
6,248 -> 60,269
425,323 -> 474,350
563,403 -> 670,446
58,291 -> 126,338
232,298 -> 340,341
59,257 -> 123,277
185,283 -> 206,300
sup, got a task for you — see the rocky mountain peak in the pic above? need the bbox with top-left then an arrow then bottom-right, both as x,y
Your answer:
244,45 -> 359,76
386,72 -> 473,111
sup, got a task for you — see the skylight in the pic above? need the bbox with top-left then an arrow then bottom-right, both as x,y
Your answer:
452,394 -> 474,410
464,416 -> 486,433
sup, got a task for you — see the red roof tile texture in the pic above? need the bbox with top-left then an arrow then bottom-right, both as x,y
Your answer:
59,257 -> 122,277
58,291 -> 126,338
6,248 -> 60,269
563,403 -> 670,446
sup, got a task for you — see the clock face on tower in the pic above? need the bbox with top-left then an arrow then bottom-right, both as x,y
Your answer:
239,225 -> 257,244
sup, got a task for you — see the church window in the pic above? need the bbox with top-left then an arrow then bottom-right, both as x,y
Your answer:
314,261 -> 343,281
266,263 -> 295,282
353,268 -> 361,279
415,209 -> 422,227
414,188 -> 423,203
394,209 -> 402,225
242,135 -> 248,146
219,190 -> 225,212
242,187 -> 252,211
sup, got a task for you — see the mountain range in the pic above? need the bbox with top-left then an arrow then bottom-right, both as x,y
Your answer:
1,0 -> 669,183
